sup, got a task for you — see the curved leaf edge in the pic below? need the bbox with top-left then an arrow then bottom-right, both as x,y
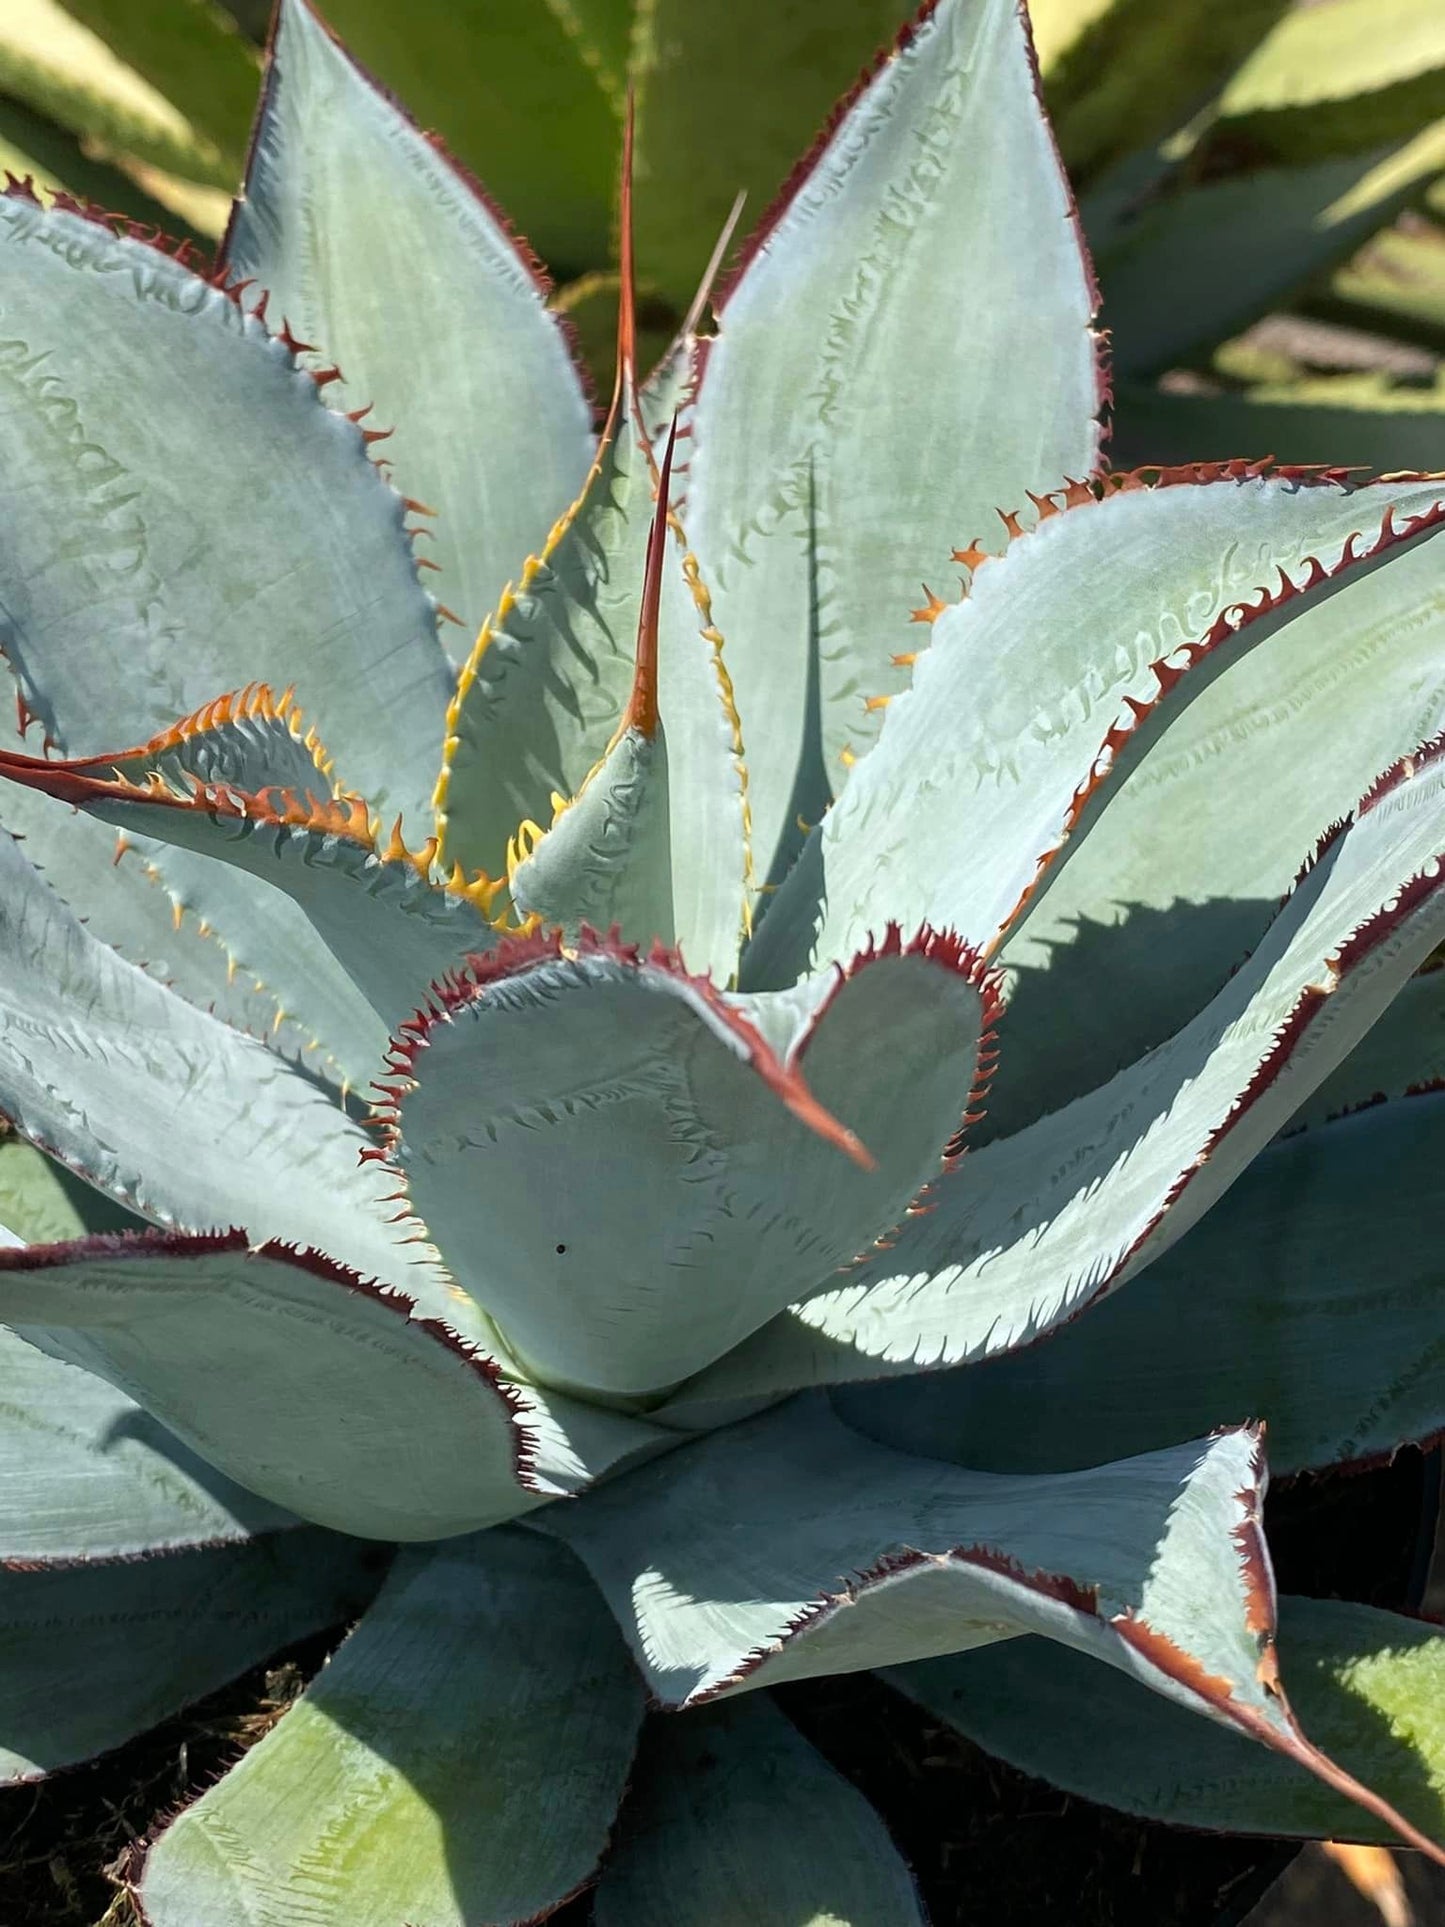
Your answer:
0,1227 -> 556,1497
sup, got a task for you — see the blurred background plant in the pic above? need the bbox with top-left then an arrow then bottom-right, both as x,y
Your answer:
5,0 -> 1442,471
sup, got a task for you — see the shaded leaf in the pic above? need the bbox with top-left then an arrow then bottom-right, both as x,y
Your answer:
594,1693 -> 925,1926
837,1091 -> 1445,1477
891,1597 -> 1445,1846
1109,375 -> 1445,472
0,1528 -> 381,1783
141,1528 -> 644,1927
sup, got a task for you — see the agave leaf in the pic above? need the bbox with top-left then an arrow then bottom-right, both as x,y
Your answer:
1288,964 -> 1445,1130
1210,0 -> 1445,165
0,729 -> 501,1062
593,1694 -> 926,1926
0,1230 -> 648,1538
628,0 -> 905,313
1037,0 -> 1288,184
0,1326 -> 295,1563
675,737 -> 1445,1405
890,1597 -> 1445,1846
745,472 -> 1445,986
0,1139 -> 140,1245
222,0 -> 594,653
988,486 -> 1445,1140
683,0 -> 1102,890
0,819 -> 415,1286
0,88 -> 213,241
386,927 -> 993,1399
0,1527 -> 381,1785
1109,377 -> 1445,473
540,1397 -> 1442,1858
0,190 -> 452,833
57,0 -> 259,166
302,0 -> 624,277
836,1091 -> 1445,1478
140,1528 -> 644,1927
438,412 -> 748,978
1097,125 -> 1445,379
500,423 -> 750,976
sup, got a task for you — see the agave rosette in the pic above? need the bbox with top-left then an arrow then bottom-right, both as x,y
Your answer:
0,0 -> 1444,1920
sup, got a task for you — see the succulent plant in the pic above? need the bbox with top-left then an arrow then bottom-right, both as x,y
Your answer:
1,0 -> 1445,1920
7,0 -> 1445,472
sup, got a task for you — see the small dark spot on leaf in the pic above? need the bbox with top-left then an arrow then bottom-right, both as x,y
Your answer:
555,1243 -> 567,1255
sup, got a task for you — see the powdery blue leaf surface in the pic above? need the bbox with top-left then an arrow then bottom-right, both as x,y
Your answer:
141,1528 -> 644,1927
674,735 -> 1445,1406
1287,964 -> 1445,1130
0,1231 -> 656,1539
0,1529 -> 381,1783
745,472 -> 1445,986
223,0 -> 594,655
836,1091 -> 1445,1478
387,927 -> 995,1398
683,0 -> 1103,888
539,1398 -> 1442,1856
0,188 -> 452,833
0,1327 -> 295,1564
593,1693 -> 926,1926
0,820 -> 418,1289
890,1596 -> 1445,1846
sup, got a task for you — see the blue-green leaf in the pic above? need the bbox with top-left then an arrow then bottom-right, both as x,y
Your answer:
837,1091 -> 1445,1478
676,737 -> 1445,1405
0,1230 -> 653,1540
388,928 -> 992,1398
0,1528 -> 381,1784
141,1528 -> 643,1927
684,0 -> 1102,888
593,1694 -> 925,1926
890,1597 -> 1445,1847
223,0 -> 594,654
0,1327 -> 293,1564
0,187 -> 451,832
746,472 -> 1445,985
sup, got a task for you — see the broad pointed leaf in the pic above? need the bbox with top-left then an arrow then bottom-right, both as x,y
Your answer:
141,1528 -> 644,1927
387,928 -> 993,1398
0,1230 -> 658,1539
892,1597 -> 1445,1846
540,1397 -> 1442,1857
0,1528 -> 382,1784
309,0 -> 624,276
745,471 -> 1445,986
0,1327 -> 293,1564
222,0 -> 594,652
837,1091 -> 1445,1478
593,1694 -> 925,1926
683,0 -> 1102,887
677,736 -> 1445,1404
0,188 -> 451,831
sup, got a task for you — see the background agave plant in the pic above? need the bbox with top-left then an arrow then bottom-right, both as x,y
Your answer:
2,0 -> 1444,474
1,0 -> 1445,1922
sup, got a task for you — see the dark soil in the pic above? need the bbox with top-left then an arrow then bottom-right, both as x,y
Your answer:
1,1450 -> 1433,1927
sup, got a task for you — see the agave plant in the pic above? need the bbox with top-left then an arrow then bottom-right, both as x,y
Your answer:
7,0 -> 1445,473
2,0 -> 1445,1920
